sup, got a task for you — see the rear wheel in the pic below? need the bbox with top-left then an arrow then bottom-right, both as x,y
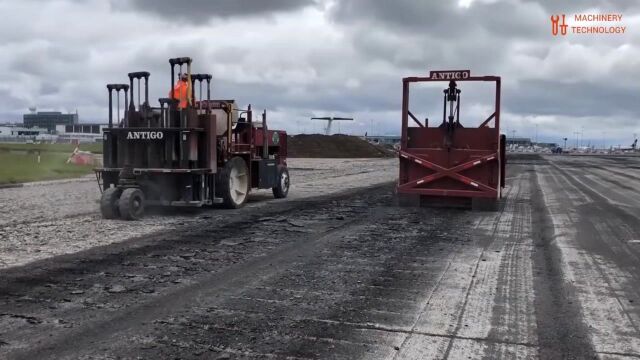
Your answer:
272,165 -> 289,199
218,157 -> 249,209
119,188 -> 145,220
100,187 -> 121,219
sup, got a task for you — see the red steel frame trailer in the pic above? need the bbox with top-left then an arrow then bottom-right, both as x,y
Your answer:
397,70 -> 506,209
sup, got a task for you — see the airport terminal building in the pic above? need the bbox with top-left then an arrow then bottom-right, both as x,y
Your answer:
55,123 -> 107,143
23,111 -> 78,132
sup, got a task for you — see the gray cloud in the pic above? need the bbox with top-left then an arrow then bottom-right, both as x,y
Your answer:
323,0 -> 639,144
112,0 -> 319,23
0,89 -> 29,120
329,0 -> 546,40
39,83 -> 60,96
0,0 -> 637,147
506,79 -> 638,117
527,0 -> 640,13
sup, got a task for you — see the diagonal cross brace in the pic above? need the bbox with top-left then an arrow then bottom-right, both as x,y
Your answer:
398,150 -> 498,193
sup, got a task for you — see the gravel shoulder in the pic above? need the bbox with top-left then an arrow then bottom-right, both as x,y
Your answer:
0,158 -> 397,269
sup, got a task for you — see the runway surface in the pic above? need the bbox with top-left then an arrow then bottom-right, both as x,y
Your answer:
1,155 -> 639,359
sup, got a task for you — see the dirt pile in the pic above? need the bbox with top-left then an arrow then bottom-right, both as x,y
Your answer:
287,134 -> 394,158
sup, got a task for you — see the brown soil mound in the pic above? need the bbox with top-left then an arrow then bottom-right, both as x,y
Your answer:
287,134 -> 394,158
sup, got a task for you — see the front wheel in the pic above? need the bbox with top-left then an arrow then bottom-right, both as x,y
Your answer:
272,165 -> 290,199
119,188 -> 145,220
217,157 -> 250,209
100,187 -> 121,219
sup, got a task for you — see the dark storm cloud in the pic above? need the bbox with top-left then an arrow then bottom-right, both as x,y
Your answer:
114,0 -> 319,23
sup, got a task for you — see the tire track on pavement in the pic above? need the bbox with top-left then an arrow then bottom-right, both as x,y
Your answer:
543,160 -> 640,356
531,163 -> 597,359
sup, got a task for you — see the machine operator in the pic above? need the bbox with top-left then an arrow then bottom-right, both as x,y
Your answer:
169,73 -> 190,109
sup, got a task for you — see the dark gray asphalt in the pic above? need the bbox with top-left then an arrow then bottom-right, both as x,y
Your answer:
1,155 -> 640,359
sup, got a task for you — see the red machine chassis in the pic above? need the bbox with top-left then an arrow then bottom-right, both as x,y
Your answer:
398,75 -> 504,203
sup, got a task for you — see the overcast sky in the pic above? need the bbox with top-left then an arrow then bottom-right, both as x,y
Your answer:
0,0 -> 638,147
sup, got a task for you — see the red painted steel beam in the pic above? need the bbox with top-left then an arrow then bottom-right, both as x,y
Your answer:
407,111 -> 424,127
401,81 -> 409,150
398,150 -> 498,194
399,150 -> 498,175
479,112 -> 496,128
398,173 -> 496,196
403,76 -> 500,83
495,78 -> 501,132
402,188 -> 497,198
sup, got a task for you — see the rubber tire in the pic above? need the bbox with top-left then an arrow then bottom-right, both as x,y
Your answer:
272,165 -> 290,199
217,157 -> 250,209
100,187 -> 121,219
118,188 -> 145,220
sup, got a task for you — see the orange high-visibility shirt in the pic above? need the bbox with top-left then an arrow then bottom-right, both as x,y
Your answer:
169,80 -> 189,109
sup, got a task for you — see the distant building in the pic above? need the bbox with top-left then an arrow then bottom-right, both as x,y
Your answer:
364,135 -> 401,145
506,137 -> 531,146
0,125 -> 12,137
55,123 -> 107,143
0,125 -> 49,141
23,111 -> 78,132
534,142 -> 558,149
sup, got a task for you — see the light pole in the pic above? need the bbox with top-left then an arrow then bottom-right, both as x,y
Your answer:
563,137 -> 567,149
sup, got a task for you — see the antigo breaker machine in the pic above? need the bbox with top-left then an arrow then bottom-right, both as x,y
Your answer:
95,57 -> 290,220
397,70 -> 506,210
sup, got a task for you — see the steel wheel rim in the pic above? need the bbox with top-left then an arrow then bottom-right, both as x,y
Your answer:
132,196 -> 142,214
230,166 -> 248,204
281,172 -> 289,191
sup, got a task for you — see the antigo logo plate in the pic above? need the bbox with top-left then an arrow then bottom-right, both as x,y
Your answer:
430,70 -> 471,80
126,131 -> 164,140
